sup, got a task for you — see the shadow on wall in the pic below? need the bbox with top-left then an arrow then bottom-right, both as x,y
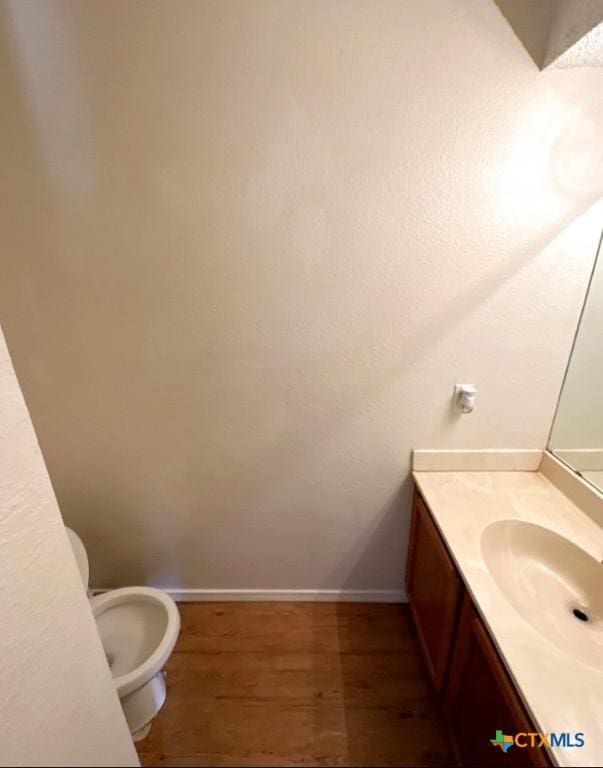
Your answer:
493,0 -> 553,68
234,193 -> 603,593
322,479 -> 413,594
62,483 -> 196,588
1,1 -> 603,591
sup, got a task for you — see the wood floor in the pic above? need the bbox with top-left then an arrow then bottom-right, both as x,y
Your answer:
137,603 -> 454,767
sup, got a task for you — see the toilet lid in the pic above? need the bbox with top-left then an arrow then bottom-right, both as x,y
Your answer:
66,527 -> 90,590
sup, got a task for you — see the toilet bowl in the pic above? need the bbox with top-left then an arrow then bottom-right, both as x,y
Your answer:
92,587 -> 180,740
66,528 -> 180,741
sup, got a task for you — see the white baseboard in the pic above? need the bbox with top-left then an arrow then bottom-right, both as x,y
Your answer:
164,588 -> 406,603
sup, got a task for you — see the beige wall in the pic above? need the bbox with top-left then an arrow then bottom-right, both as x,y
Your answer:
0,326 -> 138,766
1,0 -> 602,594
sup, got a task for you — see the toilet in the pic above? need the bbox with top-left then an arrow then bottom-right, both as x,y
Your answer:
66,527 -> 180,741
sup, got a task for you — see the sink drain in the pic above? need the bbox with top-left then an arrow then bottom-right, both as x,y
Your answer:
572,607 -> 590,623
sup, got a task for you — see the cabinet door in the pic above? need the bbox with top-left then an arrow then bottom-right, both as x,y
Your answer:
406,490 -> 462,691
445,594 -> 551,768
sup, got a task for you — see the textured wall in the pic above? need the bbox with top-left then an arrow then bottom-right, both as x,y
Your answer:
543,0 -> 603,67
1,0 -> 603,593
0,326 -> 138,766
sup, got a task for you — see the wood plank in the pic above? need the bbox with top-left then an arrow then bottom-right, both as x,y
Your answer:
137,602 -> 454,767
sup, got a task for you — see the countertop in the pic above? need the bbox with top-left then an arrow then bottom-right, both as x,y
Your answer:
413,470 -> 603,768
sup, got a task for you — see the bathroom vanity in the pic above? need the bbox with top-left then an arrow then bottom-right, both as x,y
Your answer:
407,488 -> 550,767
407,463 -> 603,768
407,231 -> 603,768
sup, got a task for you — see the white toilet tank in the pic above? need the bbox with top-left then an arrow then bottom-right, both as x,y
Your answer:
66,527 -> 90,591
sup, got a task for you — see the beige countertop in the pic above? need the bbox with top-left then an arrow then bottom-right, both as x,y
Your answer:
413,469 -> 603,768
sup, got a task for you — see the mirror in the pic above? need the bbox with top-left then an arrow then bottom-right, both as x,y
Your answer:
549,231 -> 603,494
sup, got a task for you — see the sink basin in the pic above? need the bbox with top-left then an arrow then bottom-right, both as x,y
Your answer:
481,520 -> 603,670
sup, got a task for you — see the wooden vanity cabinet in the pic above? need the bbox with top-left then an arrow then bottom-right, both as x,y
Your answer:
406,490 -> 461,691
445,593 -> 550,767
406,489 -> 552,768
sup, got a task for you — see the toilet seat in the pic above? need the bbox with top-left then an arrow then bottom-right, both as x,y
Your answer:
66,528 -> 89,590
91,586 -> 180,698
